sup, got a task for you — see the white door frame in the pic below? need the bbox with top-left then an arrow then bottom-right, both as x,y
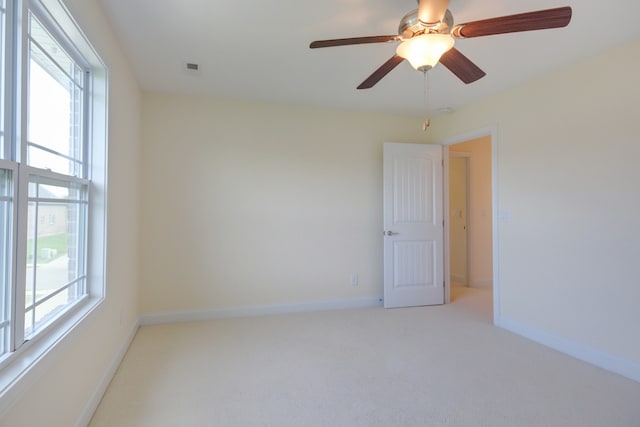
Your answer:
441,125 -> 500,325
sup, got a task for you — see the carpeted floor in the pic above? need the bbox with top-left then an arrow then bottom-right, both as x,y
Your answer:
89,287 -> 640,426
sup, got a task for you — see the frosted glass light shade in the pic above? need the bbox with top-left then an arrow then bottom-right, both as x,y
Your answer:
396,34 -> 455,71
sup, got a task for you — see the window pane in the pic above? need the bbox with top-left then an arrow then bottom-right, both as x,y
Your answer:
0,167 -> 12,356
27,13 -> 84,176
25,175 -> 87,337
29,14 -> 84,86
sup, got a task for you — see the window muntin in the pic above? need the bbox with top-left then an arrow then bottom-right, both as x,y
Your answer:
27,12 -> 85,177
24,173 -> 87,338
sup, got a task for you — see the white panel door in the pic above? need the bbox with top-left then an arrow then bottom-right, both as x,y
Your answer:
383,143 -> 444,308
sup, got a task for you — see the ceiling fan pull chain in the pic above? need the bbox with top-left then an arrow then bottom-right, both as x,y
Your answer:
423,71 -> 431,131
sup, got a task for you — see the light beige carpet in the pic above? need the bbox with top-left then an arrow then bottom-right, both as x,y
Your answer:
89,288 -> 640,426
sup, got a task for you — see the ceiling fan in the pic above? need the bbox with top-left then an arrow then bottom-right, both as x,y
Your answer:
310,0 -> 572,89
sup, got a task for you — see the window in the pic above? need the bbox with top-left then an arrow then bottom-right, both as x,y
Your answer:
0,0 -> 107,380
27,12 -> 85,176
24,175 -> 88,337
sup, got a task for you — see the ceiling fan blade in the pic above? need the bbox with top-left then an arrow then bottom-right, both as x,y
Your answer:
439,48 -> 486,84
452,6 -> 572,38
357,55 -> 405,89
418,0 -> 451,25
310,35 -> 400,49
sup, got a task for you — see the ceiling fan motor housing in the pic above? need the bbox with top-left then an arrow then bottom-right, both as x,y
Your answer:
399,9 -> 453,39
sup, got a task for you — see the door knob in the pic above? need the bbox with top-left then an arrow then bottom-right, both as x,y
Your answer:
384,231 -> 398,236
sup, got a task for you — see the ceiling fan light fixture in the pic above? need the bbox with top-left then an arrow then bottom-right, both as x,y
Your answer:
396,33 -> 455,71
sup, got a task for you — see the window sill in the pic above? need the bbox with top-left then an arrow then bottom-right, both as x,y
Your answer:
0,296 -> 103,418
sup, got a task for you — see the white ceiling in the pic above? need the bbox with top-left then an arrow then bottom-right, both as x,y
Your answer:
98,0 -> 640,116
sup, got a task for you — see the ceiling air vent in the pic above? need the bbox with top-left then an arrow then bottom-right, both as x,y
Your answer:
186,63 -> 199,71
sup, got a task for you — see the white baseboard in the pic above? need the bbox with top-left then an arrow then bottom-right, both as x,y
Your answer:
74,320 -> 139,427
140,296 -> 384,326
496,316 -> 640,383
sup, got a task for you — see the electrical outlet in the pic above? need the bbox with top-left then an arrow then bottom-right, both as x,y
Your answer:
350,273 -> 359,286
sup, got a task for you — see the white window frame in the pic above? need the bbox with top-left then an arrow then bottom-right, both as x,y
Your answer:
0,160 -> 18,358
0,0 -> 107,412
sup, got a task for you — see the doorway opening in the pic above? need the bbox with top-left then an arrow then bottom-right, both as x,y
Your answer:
442,127 -> 497,322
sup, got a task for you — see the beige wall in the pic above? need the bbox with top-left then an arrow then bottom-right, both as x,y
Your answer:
140,94 -> 428,314
450,136 -> 493,287
0,0 -> 142,425
429,40 -> 640,365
